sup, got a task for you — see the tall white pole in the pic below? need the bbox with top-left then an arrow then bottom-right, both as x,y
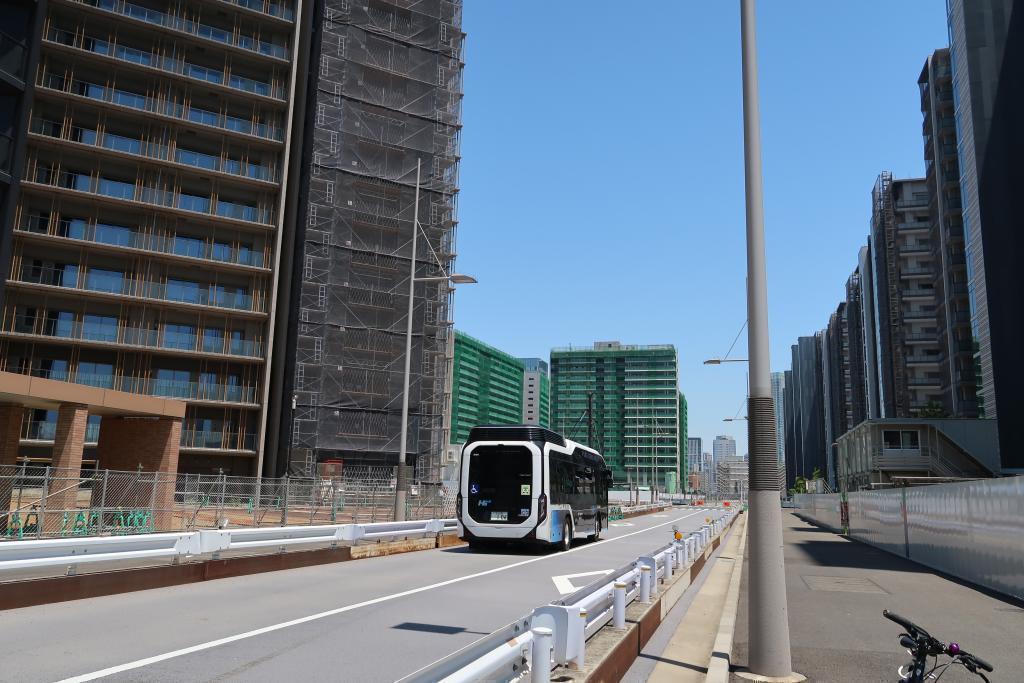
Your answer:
394,158 -> 422,522
740,0 -> 796,678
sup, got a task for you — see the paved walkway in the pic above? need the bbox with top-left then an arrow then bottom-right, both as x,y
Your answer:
729,511 -> 1024,682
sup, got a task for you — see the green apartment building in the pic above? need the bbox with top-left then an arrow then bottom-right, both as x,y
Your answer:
550,342 -> 682,490
450,331 -> 525,444
678,392 -> 688,492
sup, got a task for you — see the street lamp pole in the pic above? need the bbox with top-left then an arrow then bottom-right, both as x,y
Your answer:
740,0 -> 796,678
393,159 -> 423,522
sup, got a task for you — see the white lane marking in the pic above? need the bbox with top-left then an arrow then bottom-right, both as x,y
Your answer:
610,522 -> 634,527
58,510 -> 705,683
551,569 -> 612,594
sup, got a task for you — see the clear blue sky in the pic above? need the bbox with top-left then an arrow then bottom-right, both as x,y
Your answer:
453,2 -> 949,455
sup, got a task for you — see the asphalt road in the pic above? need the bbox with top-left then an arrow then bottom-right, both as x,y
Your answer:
1,507 -> 724,682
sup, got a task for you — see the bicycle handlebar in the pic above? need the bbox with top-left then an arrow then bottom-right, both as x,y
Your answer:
883,610 -> 926,638
958,650 -> 994,673
884,610 -> 994,676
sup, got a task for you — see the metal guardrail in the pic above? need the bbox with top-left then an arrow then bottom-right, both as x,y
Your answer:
0,518 -> 456,574
400,509 -> 738,683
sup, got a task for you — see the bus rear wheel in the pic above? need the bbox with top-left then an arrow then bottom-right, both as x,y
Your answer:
560,519 -> 572,552
589,514 -> 602,542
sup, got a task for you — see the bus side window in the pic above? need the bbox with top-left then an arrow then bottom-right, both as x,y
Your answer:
551,455 -> 574,503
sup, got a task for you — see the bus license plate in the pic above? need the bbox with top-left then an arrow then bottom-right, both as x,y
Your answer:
490,511 -> 508,521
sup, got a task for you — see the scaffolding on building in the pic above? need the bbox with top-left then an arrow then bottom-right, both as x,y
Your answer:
289,0 -> 464,482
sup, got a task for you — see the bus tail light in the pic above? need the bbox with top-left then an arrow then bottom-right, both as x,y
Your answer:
538,493 -> 547,523
456,493 -> 463,521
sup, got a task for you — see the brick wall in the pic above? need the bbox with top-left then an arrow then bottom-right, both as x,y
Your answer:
98,417 -> 182,528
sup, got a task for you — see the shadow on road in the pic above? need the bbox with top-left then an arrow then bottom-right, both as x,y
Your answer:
392,622 -> 490,636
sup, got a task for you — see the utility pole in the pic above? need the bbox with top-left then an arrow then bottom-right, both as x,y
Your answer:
393,159 -> 422,522
740,0 -> 796,678
586,391 -> 593,448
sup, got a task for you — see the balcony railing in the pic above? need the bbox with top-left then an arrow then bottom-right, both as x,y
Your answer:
900,267 -> 934,277
30,117 -> 278,184
0,29 -> 28,82
14,266 -> 264,314
29,368 -> 259,404
903,310 -> 937,321
27,165 -> 274,226
22,422 -> 254,450
46,27 -> 286,100
180,429 -> 257,451
0,132 -> 13,177
37,72 -> 284,142
4,316 -> 263,358
224,0 -> 294,21
74,0 -> 290,59
18,215 -> 268,269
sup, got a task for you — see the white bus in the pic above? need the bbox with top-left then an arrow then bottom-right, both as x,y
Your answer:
456,426 -> 612,551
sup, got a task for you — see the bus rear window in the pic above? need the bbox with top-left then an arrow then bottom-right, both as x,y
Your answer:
467,445 -> 532,524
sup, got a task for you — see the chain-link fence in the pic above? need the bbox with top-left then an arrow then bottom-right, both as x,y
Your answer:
0,464 -> 457,540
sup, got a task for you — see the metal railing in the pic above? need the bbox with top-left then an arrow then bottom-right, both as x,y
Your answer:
1,464 -> 455,540
2,317 -> 263,359
401,509 -> 738,683
74,0 -> 290,60
0,518 -> 457,573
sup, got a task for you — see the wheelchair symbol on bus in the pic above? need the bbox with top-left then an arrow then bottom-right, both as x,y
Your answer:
470,483 -> 480,494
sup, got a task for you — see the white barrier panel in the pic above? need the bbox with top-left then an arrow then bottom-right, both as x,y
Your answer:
0,519 -> 457,573
795,480 -> 1024,601
0,532 -> 199,571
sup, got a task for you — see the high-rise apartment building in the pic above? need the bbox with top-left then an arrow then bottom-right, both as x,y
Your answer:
0,0 -> 467,477
947,0 -> 1022,470
946,0 -> 1009,422
550,342 -> 681,488
0,0 -> 307,473
869,173 -> 943,417
687,437 -> 702,470
712,434 -> 736,461
919,48 -> 977,419
844,269 -> 868,427
448,331 -> 522,445
789,335 -> 826,483
770,372 -> 785,465
520,357 -> 549,428
678,391 -> 687,484
271,1 -> 465,476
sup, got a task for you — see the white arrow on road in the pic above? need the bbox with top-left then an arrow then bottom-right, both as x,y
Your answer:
551,570 -> 612,595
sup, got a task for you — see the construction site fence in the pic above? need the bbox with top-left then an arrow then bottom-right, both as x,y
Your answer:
0,464 -> 457,540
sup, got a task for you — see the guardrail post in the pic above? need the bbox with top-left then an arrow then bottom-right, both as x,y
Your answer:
639,564 -> 651,603
613,582 -> 626,629
665,547 -> 674,580
97,469 -> 108,536
38,466 -> 50,538
531,626 -> 552,683
280,475 -> 290,526
572,608 -> 587,670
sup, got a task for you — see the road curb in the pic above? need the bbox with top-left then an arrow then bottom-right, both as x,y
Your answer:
706,512 -> 748,682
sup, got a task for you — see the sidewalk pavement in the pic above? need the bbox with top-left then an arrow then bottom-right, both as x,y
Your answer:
623,512 -> 747,683
728,511 -> 1024,682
